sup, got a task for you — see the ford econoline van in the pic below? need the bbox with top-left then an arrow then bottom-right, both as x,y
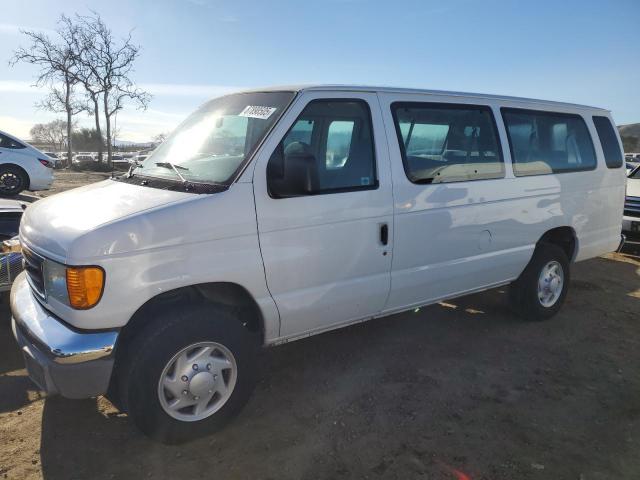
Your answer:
11,85 -> 626,443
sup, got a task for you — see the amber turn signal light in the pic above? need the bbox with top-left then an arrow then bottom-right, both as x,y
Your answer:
66,267 -> 105,309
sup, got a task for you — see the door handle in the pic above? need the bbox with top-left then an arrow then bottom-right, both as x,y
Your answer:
380,223 -> 388,246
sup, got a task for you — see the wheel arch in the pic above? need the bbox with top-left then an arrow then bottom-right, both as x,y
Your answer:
537,226 -> 578,262
117,282 -> 265,348
108,282 -> 265,411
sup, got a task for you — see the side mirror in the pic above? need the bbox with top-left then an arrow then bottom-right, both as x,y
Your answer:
267,143 -> 318,198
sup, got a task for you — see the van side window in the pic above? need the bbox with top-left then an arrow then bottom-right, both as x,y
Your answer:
267,99 -> 377,198
391,103 -> 504,184
283,119 -> 315,150
326,120 -> 355,170
502,109 -> 596,176
0,134 -> 25,149
592,116 -> 623,169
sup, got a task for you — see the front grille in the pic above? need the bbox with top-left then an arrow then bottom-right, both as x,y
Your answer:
22,246 -> 45,297
0,252 -> 24,289
624,196 -> 640,219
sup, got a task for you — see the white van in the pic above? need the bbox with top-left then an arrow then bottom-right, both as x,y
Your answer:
0,130 -> 54,195
11,86 -> 626,443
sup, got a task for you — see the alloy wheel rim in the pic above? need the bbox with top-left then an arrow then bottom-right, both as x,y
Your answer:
157,341 -> 237,422
537,260 -> 564,308
0,172 -> 21,193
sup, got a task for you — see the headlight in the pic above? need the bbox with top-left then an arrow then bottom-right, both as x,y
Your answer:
43,259 -> 69,304
43,259 -> 105,309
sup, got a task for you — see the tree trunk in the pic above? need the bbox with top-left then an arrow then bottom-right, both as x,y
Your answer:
103,93 -> 112,170
65,79 -> 73,168
92,93 -> 103,163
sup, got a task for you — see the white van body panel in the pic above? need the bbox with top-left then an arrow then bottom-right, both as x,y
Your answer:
252,90 -> 394,339
376,92 -> 625,313
0,130 -> 53,191
20,181 -> 280,337
14,85 -> 625,347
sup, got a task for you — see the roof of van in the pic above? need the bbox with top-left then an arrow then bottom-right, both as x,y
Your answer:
238,84 -> 608,112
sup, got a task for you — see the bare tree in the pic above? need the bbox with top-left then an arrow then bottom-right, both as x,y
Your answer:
60,15 -> 106,162
76,13 -> 150,167
30,119 -> 69,151
10,18 -> 83,164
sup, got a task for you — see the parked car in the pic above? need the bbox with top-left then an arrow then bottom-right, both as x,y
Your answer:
110,154 -> 130,170
11,85 -> 626,443
623,164 -> 640,234
0,198 -> 27,240
0,130 -> 54,195
72,153 -> 97,168
43,152 -> 64,169
0,198 -> 27,292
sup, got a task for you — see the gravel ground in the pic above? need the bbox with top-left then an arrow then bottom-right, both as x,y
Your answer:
0,171 -> 638,480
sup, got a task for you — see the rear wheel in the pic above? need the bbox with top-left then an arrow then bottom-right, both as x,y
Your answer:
119,303 -> 260,444
0,165 -> 28,195
509,243 -> 570,321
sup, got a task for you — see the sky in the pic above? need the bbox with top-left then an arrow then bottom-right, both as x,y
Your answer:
1,0 -> 639,143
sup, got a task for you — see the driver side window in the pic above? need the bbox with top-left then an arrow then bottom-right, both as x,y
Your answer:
267,99 -> 377,198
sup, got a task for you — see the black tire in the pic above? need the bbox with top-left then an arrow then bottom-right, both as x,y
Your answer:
118,303 -> 260,444
0,165 -> 28,196
509,243 -> 570,321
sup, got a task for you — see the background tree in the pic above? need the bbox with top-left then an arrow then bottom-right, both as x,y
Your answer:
10,18 -> 83,164
29,119 -> 69,151
71,128 -> 105,152
61,14 -> 106,162
77,13 -> 150,167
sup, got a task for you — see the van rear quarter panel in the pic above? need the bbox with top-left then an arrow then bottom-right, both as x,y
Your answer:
378,92 -> 624,311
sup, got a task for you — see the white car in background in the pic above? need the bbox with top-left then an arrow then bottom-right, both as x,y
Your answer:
0,130 -> 54,195
72,153 -> 96,167
623,165 -> 640,234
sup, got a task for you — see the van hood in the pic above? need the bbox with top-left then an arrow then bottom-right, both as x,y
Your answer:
20,179 -> 194,261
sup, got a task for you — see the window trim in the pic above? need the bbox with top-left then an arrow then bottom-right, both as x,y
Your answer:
500,107 -> 598,176
592,115 -> 624,169
0,133 -> 26,149
390,101 -> 505,185
267,98 -> 379,199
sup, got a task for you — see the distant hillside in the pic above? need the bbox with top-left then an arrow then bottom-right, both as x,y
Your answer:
618,123 -> 640,153
114,139 -> 154,148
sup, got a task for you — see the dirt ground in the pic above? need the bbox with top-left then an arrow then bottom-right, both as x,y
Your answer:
26,170 -> 113,199
1,171 -> 639,480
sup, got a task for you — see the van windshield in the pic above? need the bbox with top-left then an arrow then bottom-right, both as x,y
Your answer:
138,91 -> 295,184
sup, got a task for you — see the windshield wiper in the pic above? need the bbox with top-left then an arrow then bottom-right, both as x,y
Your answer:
155,162 -> 190,183
126,160 -> 141,178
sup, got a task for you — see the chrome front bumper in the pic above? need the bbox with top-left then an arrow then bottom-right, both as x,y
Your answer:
11,273 -> 119,398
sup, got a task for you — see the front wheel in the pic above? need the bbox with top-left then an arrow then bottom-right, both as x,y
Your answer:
119,304 -> 260,444
0,165 -> 28,195
509,243 -> 570,321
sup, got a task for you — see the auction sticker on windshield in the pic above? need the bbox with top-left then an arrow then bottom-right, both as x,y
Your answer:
239,106 -> 277,119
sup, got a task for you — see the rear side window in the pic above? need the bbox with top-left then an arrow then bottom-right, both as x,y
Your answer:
502,109 -> 596,176
0,134 -> 25,149
267,99 -> 377,197
592,116 -> 623,168
391,103 -> 504,184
